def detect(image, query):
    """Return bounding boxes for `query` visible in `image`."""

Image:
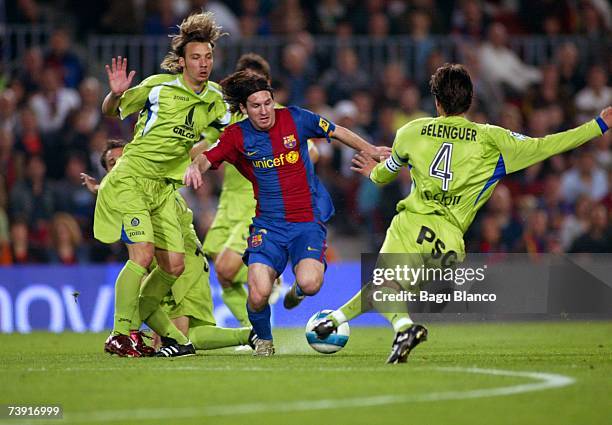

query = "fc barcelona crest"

[283,134,297,149]
[250,234,263,248]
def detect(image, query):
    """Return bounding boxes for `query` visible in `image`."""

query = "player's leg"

[246,262,276,349]
[94,176,154,357]
[284,221,327,309]
[215,247,250,326]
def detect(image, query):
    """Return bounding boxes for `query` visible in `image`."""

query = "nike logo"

[247,151,258,156]
[307,246,319,252]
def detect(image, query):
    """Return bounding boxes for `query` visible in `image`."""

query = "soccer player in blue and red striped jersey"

[184,71,389,355]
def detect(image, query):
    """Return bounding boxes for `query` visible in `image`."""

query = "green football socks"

[113,260,146,336]
[145,307,189,345]
[221,283,250,327]
[189,325,251,350]
[139,266,177,322]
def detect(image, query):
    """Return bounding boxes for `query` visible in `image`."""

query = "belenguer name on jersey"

[371,115,603,233]
[115,73,230,182]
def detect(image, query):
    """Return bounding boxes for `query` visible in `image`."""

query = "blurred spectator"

[311,0,346,34]
[0,128,24,191]
[53,152,95,231]
[568,204,612,252]
[478,215,507,253]
[99,0,141,34]
[497,103,524,133]
[560,195,592,250]
[555,42,585,98]
[575,65,611,123]
[478,23,542,96]
[408,9,436,84]
[49,212,85,264]
[561,148,608,203]
[190,0,241,37]
[519,0,577,34]
[368,12,390,39]
[8,218,49,264]
[9,155,55,230]
[351,90,376,134]
[14,107,44,157]
[321,47,370,105]
[144,0,181,35]
[270,0,306,34]
[44,29,84,89]
[451,0,489,40]
[463,47,504,122]
[303,84,334,120]
[6,0,44,24]
[392,85,427,131]
[280,43,316,105]
[577,0,611,37]
[15,47,44,94]
[0,89,19,133]
[374,62,410,108]
[238,0,270,36]
[29,68,80,134]
[485,184,523,250]
[516,208,553,256]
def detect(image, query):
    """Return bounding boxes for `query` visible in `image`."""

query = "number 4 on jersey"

[429,143,454,191]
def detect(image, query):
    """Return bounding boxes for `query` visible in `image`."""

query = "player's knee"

[130,249,154,269]
[297,275,322,296]
[162,259,185,277]
[215,260,237,286]
[248,292,268,311]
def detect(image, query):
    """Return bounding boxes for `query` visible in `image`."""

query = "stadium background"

[0,0,610,330]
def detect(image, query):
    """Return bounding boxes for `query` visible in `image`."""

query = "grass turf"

[1,321,611,425]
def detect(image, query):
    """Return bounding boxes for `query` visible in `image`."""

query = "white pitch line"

[0,367,575,424]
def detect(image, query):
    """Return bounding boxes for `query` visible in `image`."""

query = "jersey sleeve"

[488,119,604,174]
[118,77,155,120]
[370,126,411,185]
[291,106,336,142]
[204,125,241,169]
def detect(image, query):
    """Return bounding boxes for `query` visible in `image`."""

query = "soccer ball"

[305,310,350,354]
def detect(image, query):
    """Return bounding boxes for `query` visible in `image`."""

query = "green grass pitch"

[1,322,611,425]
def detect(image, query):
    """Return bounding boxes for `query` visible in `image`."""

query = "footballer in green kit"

[94,12,232,357]
[83,142,255,355]
[314,63,612,363]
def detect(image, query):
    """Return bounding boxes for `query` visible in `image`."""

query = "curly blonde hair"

[161,12,227,74]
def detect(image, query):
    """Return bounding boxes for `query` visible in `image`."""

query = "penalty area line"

[0,367,575,424]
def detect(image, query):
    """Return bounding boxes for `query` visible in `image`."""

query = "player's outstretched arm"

[183,154,212,190]
[79,173,100,194]
[332,125,391,161]
[493,107,611,174]
[101,56,136,116]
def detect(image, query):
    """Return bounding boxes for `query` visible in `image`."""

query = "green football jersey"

[371,115,604,233]
[116,74,230,182]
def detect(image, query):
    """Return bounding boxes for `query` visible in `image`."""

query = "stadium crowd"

[0,0,611,264]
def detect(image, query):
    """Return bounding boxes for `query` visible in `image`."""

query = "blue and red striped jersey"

[205,106,336,223]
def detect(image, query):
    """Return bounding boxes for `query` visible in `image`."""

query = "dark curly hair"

[220,71,273,114]
[429,63,473,115]
[100,139,128,170]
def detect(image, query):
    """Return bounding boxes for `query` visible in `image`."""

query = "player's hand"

[80,173,99,194]
[183,162,203,190]
[369,146,392,162]
[600,106,612,129]
[105,56,136,98]
[351,151,377,177]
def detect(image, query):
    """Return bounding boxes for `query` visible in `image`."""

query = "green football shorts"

[202,192,255,257]
[93,170,184,253]
[378,210,466,290]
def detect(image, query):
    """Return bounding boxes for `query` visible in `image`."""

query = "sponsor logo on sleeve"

[319,118,330,133]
